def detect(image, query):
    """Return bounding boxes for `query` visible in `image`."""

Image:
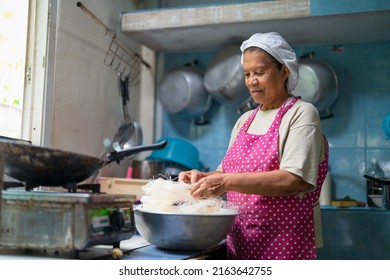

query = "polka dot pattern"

[222,97,329,260]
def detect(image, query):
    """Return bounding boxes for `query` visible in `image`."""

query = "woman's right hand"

[178,170,204,184]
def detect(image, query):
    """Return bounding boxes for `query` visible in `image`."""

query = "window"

[0,0,48,143]
[0,0,29,138]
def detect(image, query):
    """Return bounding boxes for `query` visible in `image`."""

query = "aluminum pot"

[292,53,338,118]
[157,64,212,120]
[132,159,164,180]
[204,45,253,111]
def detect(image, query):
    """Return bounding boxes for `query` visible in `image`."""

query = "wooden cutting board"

[330,200,358,207]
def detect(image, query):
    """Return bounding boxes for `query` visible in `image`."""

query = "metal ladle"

[111,73,143,153]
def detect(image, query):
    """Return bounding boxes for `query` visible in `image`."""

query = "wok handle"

[107,140,168,163]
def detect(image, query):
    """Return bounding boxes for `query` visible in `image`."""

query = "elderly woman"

[179,32,329,260]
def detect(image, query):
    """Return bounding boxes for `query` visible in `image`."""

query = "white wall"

[45,0,155,178]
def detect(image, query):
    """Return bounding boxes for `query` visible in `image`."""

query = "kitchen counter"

[0,234,226,260]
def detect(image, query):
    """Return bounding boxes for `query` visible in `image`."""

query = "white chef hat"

[240,32,299,91]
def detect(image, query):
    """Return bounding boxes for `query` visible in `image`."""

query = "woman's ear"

[281,65,290,81]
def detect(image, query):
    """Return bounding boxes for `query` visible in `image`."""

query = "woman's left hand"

[191,173,227,198]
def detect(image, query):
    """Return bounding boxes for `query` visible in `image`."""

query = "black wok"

[0,139,167,187]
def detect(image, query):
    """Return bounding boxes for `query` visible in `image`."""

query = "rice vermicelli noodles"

[139,178,237,215]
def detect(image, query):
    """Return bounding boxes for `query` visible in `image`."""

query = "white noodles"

[139,178,237,215]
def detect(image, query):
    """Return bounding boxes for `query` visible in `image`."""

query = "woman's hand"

[178,169,205,184]
[190,172,226,199]
[179,170,226,198]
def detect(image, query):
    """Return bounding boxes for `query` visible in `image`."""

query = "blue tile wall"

[160,40,390,204]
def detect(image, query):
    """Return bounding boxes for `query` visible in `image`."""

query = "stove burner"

[2,181,101,193]
[2,181,36,191]
[2,181,25,189]
[63,183,101,193]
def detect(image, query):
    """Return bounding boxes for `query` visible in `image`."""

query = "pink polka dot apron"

[222,97,329,260]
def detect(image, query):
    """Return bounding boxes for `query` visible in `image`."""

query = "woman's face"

[243,49,290,110]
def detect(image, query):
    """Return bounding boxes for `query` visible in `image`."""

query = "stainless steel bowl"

[134,208,237,251]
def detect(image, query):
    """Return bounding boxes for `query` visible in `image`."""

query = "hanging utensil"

[111,73,143,152]
[122,74,143,148]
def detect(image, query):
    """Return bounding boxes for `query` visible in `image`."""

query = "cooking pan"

[0,139,167,187]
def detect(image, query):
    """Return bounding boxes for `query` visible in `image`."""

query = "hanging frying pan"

[0,139,167,187]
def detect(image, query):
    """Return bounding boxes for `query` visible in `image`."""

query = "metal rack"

[77,2,150,84]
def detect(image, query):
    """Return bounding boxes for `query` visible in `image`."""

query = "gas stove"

[0,137,169,259]
[0,177,136,256]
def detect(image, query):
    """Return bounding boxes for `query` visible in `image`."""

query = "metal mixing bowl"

[134,208,237,251]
